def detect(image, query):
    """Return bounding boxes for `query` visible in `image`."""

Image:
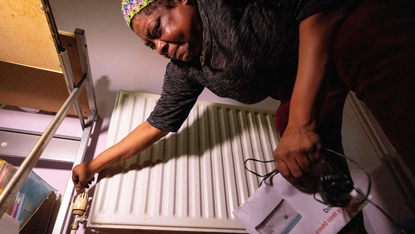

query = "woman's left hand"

[72,162,96,193]
[273,124,321,191]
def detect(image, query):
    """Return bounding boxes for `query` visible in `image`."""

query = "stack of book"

[0,159,56,228]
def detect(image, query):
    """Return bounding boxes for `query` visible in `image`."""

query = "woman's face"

[131,0,203,62]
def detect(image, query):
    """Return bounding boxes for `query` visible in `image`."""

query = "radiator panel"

[88,91,279,232]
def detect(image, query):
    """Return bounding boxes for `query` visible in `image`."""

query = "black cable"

[243,158,278,186]
[322,148,372,205]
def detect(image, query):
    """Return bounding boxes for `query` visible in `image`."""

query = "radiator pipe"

[70,192,88,233]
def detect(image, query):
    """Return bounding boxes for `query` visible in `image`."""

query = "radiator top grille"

[88,91,279,232]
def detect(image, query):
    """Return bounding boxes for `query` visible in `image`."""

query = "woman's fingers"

[86,177,95,184]
[288,155,305,178]
[275,150,303,179]
[72,171,83,193]
[296,154,311,174]
[72,163,95,193]
[84,177,95,191]
[275,159,299,186]
[309,144,321,162]
[275,149,312,178]
[276,158,290,179]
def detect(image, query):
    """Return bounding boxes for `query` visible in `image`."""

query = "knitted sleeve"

[146,60,204,132]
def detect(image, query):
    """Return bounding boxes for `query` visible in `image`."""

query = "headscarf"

[121,0,156,26]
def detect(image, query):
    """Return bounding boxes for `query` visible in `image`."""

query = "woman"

[73,0,360,188]
[73,0,414,231]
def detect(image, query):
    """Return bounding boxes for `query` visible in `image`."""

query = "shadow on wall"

[94,75,119,122]
[83,115,104,163]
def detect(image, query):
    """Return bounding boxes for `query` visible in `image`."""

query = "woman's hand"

[72,162,95,193]
[273,124,321,192]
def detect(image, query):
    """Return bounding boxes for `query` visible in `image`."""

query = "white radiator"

[88,91,279,233]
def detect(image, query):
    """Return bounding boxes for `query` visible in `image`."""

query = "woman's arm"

[72,121,168,192]
[274,6,351,184]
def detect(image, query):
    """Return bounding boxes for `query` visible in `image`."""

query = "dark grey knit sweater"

[147,0,360,132]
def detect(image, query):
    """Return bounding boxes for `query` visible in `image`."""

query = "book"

[0,160,8,189]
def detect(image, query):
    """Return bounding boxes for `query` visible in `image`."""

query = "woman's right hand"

[72,162,95,193]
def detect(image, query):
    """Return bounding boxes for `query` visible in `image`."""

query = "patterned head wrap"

[121,0,156,27]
